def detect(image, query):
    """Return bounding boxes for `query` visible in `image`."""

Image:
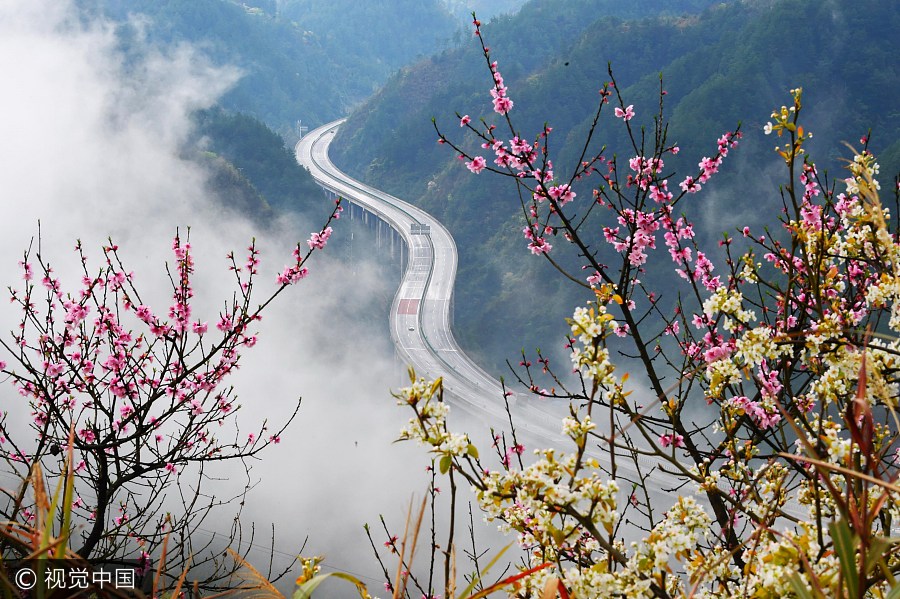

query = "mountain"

[278,0,458,88]
[76,0,462,136]
[329,0,900,374]
[191,108,322,215]
[440,0,527,22]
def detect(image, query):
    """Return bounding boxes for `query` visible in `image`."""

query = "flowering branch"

[0,199,343,587]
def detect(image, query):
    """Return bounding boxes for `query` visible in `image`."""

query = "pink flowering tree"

[0,202,340,587]
[378,15,900,599]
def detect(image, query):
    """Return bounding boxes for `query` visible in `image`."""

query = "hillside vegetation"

[191,108,322,216]
[331,0,900,373]
[78,0,463,135]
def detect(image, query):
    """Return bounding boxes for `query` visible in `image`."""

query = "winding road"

[295,120,509,420]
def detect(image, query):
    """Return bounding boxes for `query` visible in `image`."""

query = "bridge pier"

[312,189,409,288]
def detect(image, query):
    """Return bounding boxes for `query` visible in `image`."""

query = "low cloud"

[0,0,431,590]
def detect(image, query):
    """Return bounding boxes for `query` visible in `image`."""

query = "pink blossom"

[509,136,531,155]
[663,321,680,336]
[680,176,701,193]
[548,184,576,206]
[492,95,514,114]
[307,226,333,250]
[276,265,309,285]
[134,305,154,323]
[728,396,781,430]
[614,104,635,121]
[44,361,64,379]
[466,156,487,174]
[528,236,552,255]
[459,114,471,127]
[659,433,685,448]
[650,184,671,203]
[698,156,721,182]
[217,314,234,332]
[64,301,90,327]
[691,313,710,329]
[703,345,732,364]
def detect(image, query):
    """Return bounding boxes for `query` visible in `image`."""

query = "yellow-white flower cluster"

[834,160,900,330]
[476,448,618,558]
[561,414,596,442]
[845,151,880,194]
[741,526,839,598]
[627,496,710,575]
[505,496,717,598]
[702,287,755,331]
[806,343,899,409]
[734,325,779,367]
[395,375,472,458]
[705,358,741,400]
[568,302,618,383]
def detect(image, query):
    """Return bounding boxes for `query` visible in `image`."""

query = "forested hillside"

[191,108,322,217]
[331,0,900,373]
[76,0,462,135]
[441,0,526,22]
[278,0,458,87]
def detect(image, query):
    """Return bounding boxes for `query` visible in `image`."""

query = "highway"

[296,120,509,421]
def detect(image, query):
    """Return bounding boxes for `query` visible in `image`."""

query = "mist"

[0,0,434,591]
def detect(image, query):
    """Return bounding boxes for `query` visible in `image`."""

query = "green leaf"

[467,443,479,459]
[865,534,897,578]
[293,572,367,599]
[787,573,816,599]
[439,454,452,474]
[830,519,859,599]
[43,466,68,557]
[57,444,76,559]
[548,525,565,546]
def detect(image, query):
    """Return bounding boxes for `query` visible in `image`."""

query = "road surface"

[296,120,511,420]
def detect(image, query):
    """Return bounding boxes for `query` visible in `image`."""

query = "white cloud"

[0,0,429,589]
